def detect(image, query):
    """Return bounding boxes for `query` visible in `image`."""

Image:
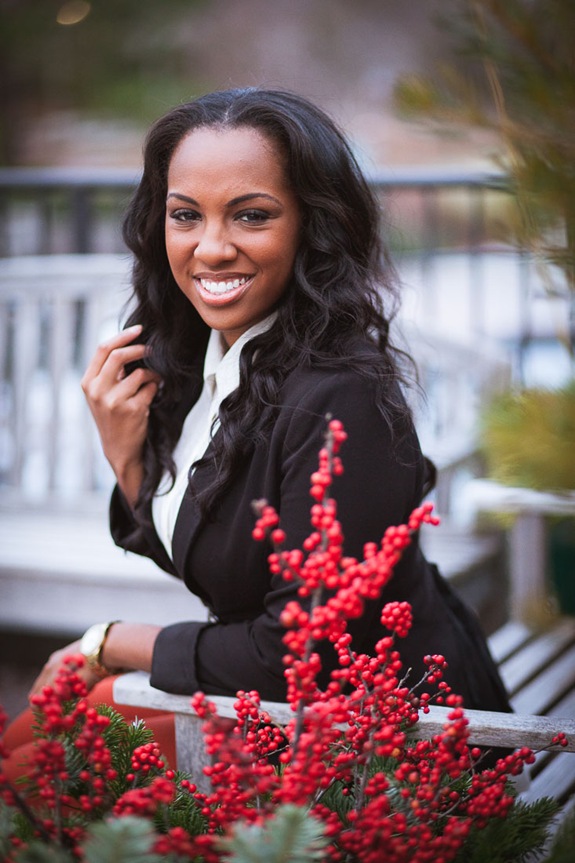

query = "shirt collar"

[203,313,277,402]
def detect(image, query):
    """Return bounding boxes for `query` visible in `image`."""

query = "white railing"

[0,254,132,507]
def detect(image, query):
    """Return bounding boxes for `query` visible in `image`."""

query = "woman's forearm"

[102,622,162,673]
[114,461,145,510]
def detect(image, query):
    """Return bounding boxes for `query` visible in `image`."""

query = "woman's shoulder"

[278,339,396,408]
[276,353,413,446]
[281,336,379,381]
[278,363,371,412]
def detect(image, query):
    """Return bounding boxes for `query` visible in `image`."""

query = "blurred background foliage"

[480,383,575,491]
[0,0,208,164]
[394,0,575,491]
[0,0,456,169]
[394,0,575,297]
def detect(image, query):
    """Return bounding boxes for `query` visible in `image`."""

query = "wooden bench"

[114,616,575,816]
[464,479,575,622]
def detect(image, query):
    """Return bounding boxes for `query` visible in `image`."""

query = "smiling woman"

[2,88,511,778]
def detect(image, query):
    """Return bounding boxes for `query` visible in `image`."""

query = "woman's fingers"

[81,325,163,497]
[81,324,144,386]
[95,366,161,411]
[28,642,99,699]
[81,324,161,422]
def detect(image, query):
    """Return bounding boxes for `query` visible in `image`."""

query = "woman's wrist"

[100,622,161,674]
[114,460,144,509]
[80,621,122,678]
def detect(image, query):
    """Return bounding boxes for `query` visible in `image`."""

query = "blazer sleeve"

[109,485,178,576]
[150,370,427,700]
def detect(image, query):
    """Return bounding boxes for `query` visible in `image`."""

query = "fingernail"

[126,324,143,332]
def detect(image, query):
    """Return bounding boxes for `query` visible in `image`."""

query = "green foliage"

[0,802,18,860]
[154,771,208,836]
[13,845,73,863]
[453,796,559,862]
[97,708,156,796]
[218,805,327,863]
[0,0,208,163]
[7,809,37,846]
[480,383,575,490]
[315,774,353,821]
[394,0,575,295]
[81,817,161,863]
[544,806,575,863]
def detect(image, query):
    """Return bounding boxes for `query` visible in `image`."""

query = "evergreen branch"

[218,804,327,863]
[480,0,560,77]
[0,779,53,843]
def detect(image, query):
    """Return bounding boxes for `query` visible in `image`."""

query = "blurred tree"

[0,0,206,165]
[394,0,575,309]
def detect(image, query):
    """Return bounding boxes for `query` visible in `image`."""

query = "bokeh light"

[56,1,91,26]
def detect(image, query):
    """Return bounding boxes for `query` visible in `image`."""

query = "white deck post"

[509,511,548,621]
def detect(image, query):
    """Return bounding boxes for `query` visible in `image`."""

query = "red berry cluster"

[0,659,209,859]
[189,691,281,833]
[192,419,553,861]
[0,657,120,852]
[113,775,175,817]
[380,600,413,638]
[73,706,117,813]
[125,741,165,781]
[153,825,201,858]
[27,657,118,817]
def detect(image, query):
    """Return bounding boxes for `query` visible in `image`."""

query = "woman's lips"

[194,274,255,305]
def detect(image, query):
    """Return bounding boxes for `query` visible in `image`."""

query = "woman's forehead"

[167,126,291,197]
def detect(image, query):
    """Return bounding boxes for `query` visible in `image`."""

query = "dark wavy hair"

[122,87,417,518]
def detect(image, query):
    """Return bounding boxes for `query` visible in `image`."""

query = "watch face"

[82,624,107,659]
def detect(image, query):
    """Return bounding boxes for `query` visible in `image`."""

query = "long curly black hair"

[122,87,417,518]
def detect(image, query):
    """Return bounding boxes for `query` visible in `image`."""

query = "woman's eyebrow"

[228,192,282,207]
[166,192,199,205]
[166,192,282,207]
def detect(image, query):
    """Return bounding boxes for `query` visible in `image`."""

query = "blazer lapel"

[171,446,219,577]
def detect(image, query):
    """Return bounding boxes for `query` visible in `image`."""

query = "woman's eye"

[237,209,270,224]
[170,208,201,223]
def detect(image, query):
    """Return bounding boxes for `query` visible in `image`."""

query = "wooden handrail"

[114,669,575,788]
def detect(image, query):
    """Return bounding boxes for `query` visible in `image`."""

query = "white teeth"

[198,276,249,295]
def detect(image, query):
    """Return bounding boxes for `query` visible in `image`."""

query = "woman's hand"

[28,640,101,699]
[81,325,161,507]
[28,624,161,701]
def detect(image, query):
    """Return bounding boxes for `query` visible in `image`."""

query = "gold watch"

[80,621,120,678]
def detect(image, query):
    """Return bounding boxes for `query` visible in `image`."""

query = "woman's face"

[165,125,301,348]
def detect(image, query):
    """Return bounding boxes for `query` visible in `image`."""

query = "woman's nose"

[194,223,237,264]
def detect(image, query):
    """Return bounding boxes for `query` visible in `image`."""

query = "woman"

[4,88,509,770]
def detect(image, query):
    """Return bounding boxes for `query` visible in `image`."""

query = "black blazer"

[110,361,509,711]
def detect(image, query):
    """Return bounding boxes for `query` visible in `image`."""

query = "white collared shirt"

[152,314,276,557]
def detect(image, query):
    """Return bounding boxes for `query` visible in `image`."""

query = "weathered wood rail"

[465,479,575,622]
[114,616,575,815]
